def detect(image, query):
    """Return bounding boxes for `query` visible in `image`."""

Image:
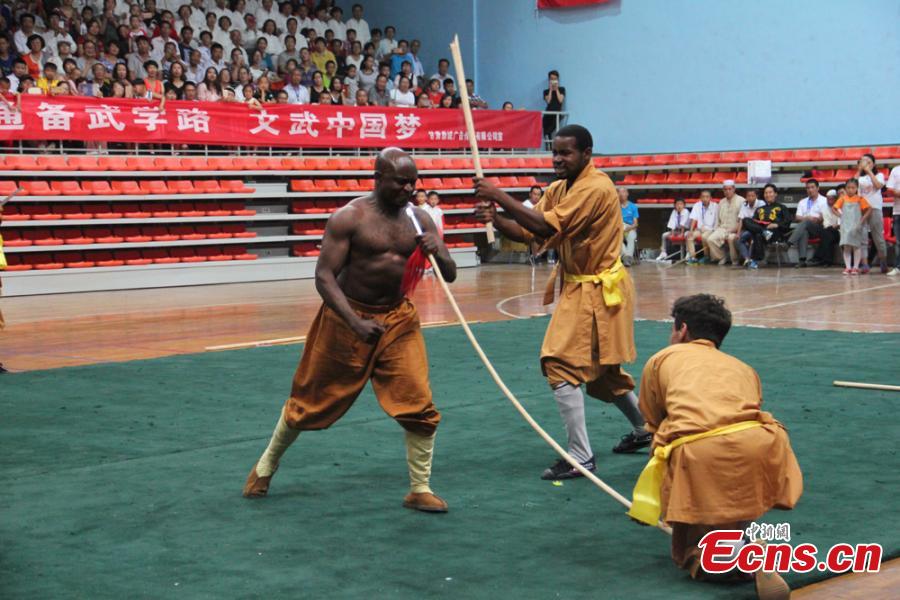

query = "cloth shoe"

[612,431,653,453]
[243,461,276,498]
[403,492,449,513]
[540,455,595,480]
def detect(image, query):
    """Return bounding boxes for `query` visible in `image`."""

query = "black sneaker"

[612,431,653,454]
[540,456,595,480]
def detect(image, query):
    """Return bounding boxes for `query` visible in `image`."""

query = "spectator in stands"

[543,70,565,140]
[160,42,181,77]
[415,93,431,108]
[442,79,459,106]
[182,81,197,101]
[354,88,370,106]
[659,198,690,260]
[502,101,514,110]
[308,70,326,103]
[277,35,300,73]
[438,94,454,109]
[255,75,275,103]
[165,61,188,98]
[296,48,316,86]
[328,77,345,104]
[322,60,338,88]
[127,36,153,79]
[686,191,718,264]
[273,88,288,103]
[37,62,67,95]
[185,49,205,83]
[855,153,887,274]
[346,40,364,70]
[328,7,347,40]
[377,63,394,91]
[389,75,415,107]
[835,178,872,275]
[132,78,148,99]
[143,60,165,99]
[740,184,790,269]
[15,14,38,55]
[378,25,397,59]
[310,37,334,72]
[466,79,488,109]
[369,29,383,55]
[704,179,744,265]
[431,58,453,86]
[884,165,900,276]
[787,179,827,267]
[368,73,390,106]
[732,189,765,267]
[9,60,28,93]
[347,4,370,45]
[197,65,222,101]
[311,7,329,38]
[389,40,413,77]
[425,78,443,107]
[52,41,77,74]
[809,189,842,267]
[408,39,425,81]
[24,34,47,79]
[425,191,444,234]
[393,60,414,89]
[0,38,13,76]
[111,62,133,96]
[618,187,639,266]
[100,40,123,72]
[524,185,542,209]
[284,67,310,104]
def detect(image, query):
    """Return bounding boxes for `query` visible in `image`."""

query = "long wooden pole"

[833,380,900,392]
[449,35,495,244]
[405,207,669,534]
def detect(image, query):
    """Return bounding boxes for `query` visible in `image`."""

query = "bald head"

[374,147,418,209]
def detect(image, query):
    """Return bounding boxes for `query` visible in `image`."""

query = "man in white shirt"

[659,198,690,260]
[45,14,76,53]
[188,0,208,34]
[242,14,263,51]
[153,21,181,58]
[225,29,249,66]
[704,179,744,265]
[274,1,293,33]
[686,190,718,263]
[185,48,206,83]
[327,6,347,41]
[809,189,843,267]
[733,188,766,266]
[294,3,314,32]
[212,16,233,48]
[887,166,900,276]
[255,0,279,31]
[311,7,330,38]
[409,39,425,81]
[787,178,828,267]
[346,3,370,45]
[284,69,310,104]
[378,26,398,59]
[430,58,454,86]
[14,14,38,54]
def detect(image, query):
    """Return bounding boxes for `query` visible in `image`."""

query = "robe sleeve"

[520,192,565,250]
[638,354,667,439]
[540,183,602,240]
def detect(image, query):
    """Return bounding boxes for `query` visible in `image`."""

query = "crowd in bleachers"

[0,1,498,109]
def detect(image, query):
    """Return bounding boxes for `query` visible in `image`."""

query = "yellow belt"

[563,256,625,306]
[627,420,763,526]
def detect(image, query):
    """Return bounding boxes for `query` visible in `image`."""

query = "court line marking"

[736,316,900,330]
[496,291,546,319]
[732,281,900,315]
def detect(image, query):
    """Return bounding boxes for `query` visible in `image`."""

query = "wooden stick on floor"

[449,34,495,244]
[833,380,900,392]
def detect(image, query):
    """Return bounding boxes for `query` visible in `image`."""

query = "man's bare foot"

[403,492,449,513]
[242,461,275,498]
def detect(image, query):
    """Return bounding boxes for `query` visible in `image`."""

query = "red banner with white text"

[0,96,542,149]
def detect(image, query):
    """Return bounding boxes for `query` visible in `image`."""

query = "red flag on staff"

[537,0,612,8]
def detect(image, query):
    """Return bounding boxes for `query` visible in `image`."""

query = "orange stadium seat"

[645,173,668,185]
[55,227,92,245]
[111,180,141,195]
[151,157,182,170]
[688,172,711,183]
[66,156,99,170]
[619,174,644,185]
[94,156,129,171]
[20,203,58,219]
[55,251,95,268]
[222,201,255,216]
[0,181,20,195]
[171,247,206,262]
[125,157,156,171]
[280,157,306,170]
[666,172,691,184]
[177,157,206,171]
[142,248,180,264]
[88,250,125,267]
[291,179,316,192]
[3,255,32,271]
[2,230,30,246]
[169,225,205,240]
[195,246,233,261]
[22,181,60,196]
[207,157,237,170]
[24,229,63,246]
[82,181,115,195]
[226,245,258,260]
[222,224,256,238]
[792,150,818,162]
[221,179,254,193]
[24,252,65,269]
[50,181,84,196]
[56,204,91,219]
[517,176,538,187]
[86,227,124,244]
[769,150,793,162]
[35,156,72,171]
[142,225,179,241]
[3,155,38,170]
[114,249,153,266]
[113,226,152,243]
[139,180,168,195]
[315,179,339,191]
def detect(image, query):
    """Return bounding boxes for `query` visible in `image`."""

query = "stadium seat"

[833,169,856,181]
[666,172,691,184]
[650,154,675,165]
[82,181,115,196]
[3,155,38,170]
[67,156,100,171]
[442,177,465,189]
[56,228,93,245]
[745,151,768,161]
[0,181,19,196]
[179,157,207,171]
[24,229,63,246]
[280,157,307,170]
[146,202,178,217]
[769,150,793,162]
[139,180,169,195]
[2,230,30,246]
[498,176,519,187]
[113,226,152,243]
[4,254,33,270]
[232,157,261,170]
[291,179,316,192]
[222,224,256,238]
[220,179,254,193]
[50,181,85,196]
[292,242,320,257]
[24,252,65,269]
[175,202,206,217]
[111,180,142,195]
[35,156,72,171]
[256,158,283,170]
[688,172,711,183]
[645,173,668,185]
[171,247,206,262]
[169,225,205,240]
[222,201,255,216]
[695,153,722,163]
[195,201,230,216]
[142,248,180,264]
[125,157,156,171]
[196,225,229,239]
[506,158,526,169]
[2,204,27,220]
[315,179,339,191]
[449,158,471,170]
[56,251,96,268]
[517,176,539,187]
[22,181,60,196]
[207,157,237,170]
[619,174,644,185]
[672,153,698,165]
[114,249,153,266]
[142,225,179,241]
[884,218,896,245]
[90,250,126,267]
[711,172,734,183]
[154,157,184,170]
[792,150,818,162]
[86,227,125,244]
[226,245,258,260]
[95,156,129,171]
[82,202,117,219]
[20,203,58,219]
[428,159,452,170]
[53,204,90,219]
[196,246,233,261]
[116,203,151,218]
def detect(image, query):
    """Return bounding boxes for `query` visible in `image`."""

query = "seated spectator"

[424,191,444,234]
[309,70,327,103]
[323,60,338,88]
[53,41,78,74]
[343,64,359,98]
[368,74,390,106]
[346,41,364,71]
[705,179,744,265]
[393,60,414,89]
[127,36,154,79]
[296,48,317,87]
[311,7,330,38]
[254,75,276,103]
[378,25,397,59]
[110,62,133,96]
[502,101,514,110]
[835,178,872,275]
[389,75,415,107]
[438,93,454,109]
[282,19,305,51]
[24,34,47,79]
[524,185,542,209]
[354,88,370,106]
[165,61,188,99]
[160,42,182,77]
[659,198,690,260]
[249,50,271,81]
[328,6,347,41]
[100,40,123,72]
[310,37,334,72]
[143,60,165,99]
[14,14,38,55]
[328,78,345,104]
[618,187,639,266]
[275,89,289,103]
[431,58,453,86]
[732,189,765,267]
[425,78,443,107]
[278,35,301,74]
[9,60,29,93]
[182,81,198,101]
[347,4,371,45]
[686,191,718,264]
[416,93,432,108]
[888,165,900,276]
[260,19,284,56]
[787,179,827,267]
[809,189,842,267]
[36,62,68,96]
[357,55,377,92]
[185,49,205,83]
[197,66,222,101]
[233,66,253,98]
[370,29,383,56]
[0,76,14,96]
[132,78,148,99]
[442,78,459,106]
[409,39,425,80]
[284,68,310,104]
[0,37,15,76]
[466,79,488,109]
[377,62,394,90]
[739,184,790,269]
[390,40,414,77]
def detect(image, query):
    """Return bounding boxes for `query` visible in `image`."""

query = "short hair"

[315,36,326,44]
[846,177,859,187]
[427,191,440,199]
[211,42,223,51]
[13,58,27,67]
[144,60,159,69]
[443,78,454,86]
[548,69,559,78]
[699,189,711,197]
[554,124,593,151]
[671,294,732,348]
[763,183,778,194]
[132,78,146,86]
[805,178,819,187]
[674,198,685,204]
[438,58,449,66]
[530,185,542,194]
[465,78,473,85]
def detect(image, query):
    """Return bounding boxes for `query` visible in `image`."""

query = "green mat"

[1,319,897,599]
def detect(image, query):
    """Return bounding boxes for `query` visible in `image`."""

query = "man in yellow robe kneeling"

[629,294,803,599]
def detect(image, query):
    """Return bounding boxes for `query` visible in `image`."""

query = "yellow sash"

[0,234,6,270]
[627,420,762,526]
[562,256,625,306]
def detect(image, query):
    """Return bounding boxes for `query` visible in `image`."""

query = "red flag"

[537,0,611,8]
[400,246,429,296]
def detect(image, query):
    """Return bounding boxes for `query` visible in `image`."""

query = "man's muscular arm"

[414,206,457,282]
[315,206,385,343]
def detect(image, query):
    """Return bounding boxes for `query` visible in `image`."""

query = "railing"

[542,111,569,150]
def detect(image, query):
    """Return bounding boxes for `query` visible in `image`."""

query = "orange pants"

[543,359,635,402]
[671,521,753,582]
[283,298,440,437]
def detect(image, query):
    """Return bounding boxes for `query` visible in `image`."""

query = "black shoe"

[807,259,824,267]
[612,431,653,454]
[540,455,595,480]
[795,260,807,268]
[0,364,7,374]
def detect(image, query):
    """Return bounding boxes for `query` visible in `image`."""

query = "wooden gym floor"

[0,261,897,596]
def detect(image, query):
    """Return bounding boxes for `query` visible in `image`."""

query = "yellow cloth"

[0,234,6,270]
[628,420,762,526]
[564,256,625,307]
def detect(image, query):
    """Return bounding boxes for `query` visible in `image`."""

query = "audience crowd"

[0,1,498,109]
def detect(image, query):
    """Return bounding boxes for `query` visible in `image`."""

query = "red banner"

[0,95,542,149]
[538,0,612,8]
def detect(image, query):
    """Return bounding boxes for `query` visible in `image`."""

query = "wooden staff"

[834,380,900,392]
[449,35,495,244]
[405,207,672,535]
